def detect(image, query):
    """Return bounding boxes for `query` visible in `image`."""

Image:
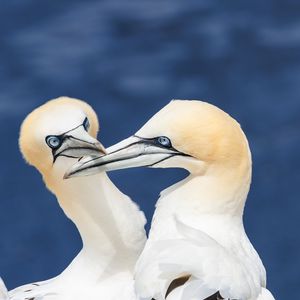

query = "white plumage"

[0,278,8,300]
[67,100,275,300]
[3,97,146,300]
[134,181,270,300]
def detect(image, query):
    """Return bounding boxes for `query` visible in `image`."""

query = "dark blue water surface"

[0,1,299,298]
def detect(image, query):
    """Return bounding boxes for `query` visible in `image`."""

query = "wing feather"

[135,218,262,300]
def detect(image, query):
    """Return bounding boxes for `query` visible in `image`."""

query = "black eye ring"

[46,135,62,149]
[157,136,172,148]
[83,117,90,132]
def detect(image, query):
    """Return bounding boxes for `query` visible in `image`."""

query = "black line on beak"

[50,119,96,163]
[65,135,96,145]
[67,152,153,176]
[53,145,101,163]
[76,140,145,168]
[67,136,192,177]
[146,154,175,167]
[58,154,78,159]
[62,123,83,135]
[69,152,189,177]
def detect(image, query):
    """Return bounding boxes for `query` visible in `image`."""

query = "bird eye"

[46,136,62,149]
[83,118,90,132]
[157,136,172,148]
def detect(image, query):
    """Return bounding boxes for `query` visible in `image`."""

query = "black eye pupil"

[157,136,171,148]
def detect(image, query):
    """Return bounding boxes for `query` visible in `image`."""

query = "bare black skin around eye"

[83,117,90,132]
[157,136,172,148]
[45,117,89,150]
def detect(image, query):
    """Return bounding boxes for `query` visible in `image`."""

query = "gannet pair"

[2,97,146,300]
[66,100,275,300]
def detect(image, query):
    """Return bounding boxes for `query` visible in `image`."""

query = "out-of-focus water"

[0,1,299,298]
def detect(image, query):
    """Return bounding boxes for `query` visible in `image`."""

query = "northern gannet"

[4,97,146,300]
[66,100,275,300]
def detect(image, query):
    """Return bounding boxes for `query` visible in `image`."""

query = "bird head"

[65,100,251,179]
[19,97,105,184]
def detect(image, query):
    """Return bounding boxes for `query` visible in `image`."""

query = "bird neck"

[149,160,251,241]
[44,170,146,271]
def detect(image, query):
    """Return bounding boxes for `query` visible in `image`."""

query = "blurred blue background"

[0,1,299,298]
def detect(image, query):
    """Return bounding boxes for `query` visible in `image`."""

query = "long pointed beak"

[64,135,183,179]
[53,127,106,163]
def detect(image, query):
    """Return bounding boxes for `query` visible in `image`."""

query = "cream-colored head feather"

[19,96,99,175]
[137,100,251,173]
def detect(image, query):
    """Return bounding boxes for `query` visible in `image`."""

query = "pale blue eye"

[157,136,172,148]
[46,136,61,149]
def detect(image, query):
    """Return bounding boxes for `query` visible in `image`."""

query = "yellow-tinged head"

[136,100,251,173]
[65,100,251,180]
[19,96,105,180]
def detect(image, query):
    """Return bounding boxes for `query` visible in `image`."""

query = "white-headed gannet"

[66,100,275,300]
[5,97,146,300]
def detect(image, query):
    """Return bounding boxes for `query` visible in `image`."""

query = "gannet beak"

[52,126,106,164]
[64,135,188,178]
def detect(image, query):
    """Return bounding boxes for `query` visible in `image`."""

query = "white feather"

[5,99,147,300]
[134,173,272,300]
[0,278,8,300]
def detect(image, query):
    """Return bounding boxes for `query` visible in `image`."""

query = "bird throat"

[45,171,139,270]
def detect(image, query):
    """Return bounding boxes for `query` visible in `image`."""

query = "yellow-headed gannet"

[6,97,146,300]
[66,100,275,300]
